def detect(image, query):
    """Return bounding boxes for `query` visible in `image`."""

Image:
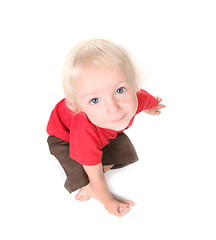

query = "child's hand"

[104,198,135,217]
[144,96,166,115]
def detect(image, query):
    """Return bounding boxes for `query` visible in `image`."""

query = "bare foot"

[118,200,135,215]
[113,195,135,207]
[121,199,135,207]
[75,188,91,202]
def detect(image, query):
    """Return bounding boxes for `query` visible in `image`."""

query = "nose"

[105,97,120,114]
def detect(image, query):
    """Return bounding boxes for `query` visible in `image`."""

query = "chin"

[98,116,132,131]
[108,122,129,131]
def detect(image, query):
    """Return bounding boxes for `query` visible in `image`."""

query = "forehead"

[74,66,129,97]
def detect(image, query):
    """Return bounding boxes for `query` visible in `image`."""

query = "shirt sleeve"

[136,89,159,113]
[46,99,70,142]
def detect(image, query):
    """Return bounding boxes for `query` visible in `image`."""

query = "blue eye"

[116,87,125,94]
[90,98,100,105]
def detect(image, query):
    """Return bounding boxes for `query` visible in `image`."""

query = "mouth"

[110,115,126,123]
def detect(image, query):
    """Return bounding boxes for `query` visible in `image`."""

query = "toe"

[124,200,135,207]
[75,194,81,201]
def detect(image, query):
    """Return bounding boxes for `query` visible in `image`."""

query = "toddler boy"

[47,39,165,216]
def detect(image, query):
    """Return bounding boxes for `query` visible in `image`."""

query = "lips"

[110,115,126,123]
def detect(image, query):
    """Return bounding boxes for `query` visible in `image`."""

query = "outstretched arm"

[83,163,113,203]
[143,97,165,115]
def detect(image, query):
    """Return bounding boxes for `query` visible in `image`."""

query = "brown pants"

[47,132,138,193]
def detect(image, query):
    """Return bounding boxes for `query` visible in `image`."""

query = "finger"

[158,98,163,104]
[155,111,161,115]
[157,104,166,110]
[156,96,162,103]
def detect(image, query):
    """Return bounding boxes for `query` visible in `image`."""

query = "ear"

[65,98,82,113]
[73,102,82,113]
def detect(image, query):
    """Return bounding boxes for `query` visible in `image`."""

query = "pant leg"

[102,132,139,169]
[47,133,138,193]
[47,136,89,193]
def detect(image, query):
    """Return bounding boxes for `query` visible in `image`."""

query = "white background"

[1,0,216,239]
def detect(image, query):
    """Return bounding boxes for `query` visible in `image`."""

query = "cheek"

[125,94,138,112]
[85,108,103,125]
[134,97,138,110]
[77,101,104,126]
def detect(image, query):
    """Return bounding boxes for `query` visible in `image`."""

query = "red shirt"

[47,89,158,166]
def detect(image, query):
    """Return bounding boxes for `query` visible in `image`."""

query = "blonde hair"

[62,39,137,112]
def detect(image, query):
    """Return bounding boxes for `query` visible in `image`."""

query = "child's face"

[74,66,138,131]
